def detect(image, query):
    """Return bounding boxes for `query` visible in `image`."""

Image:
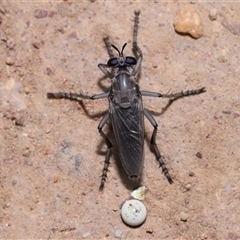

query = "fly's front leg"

[104,36,114,59]
[143,109,173,184]
[103,37,117,76]
[133,10,142,57]
[98,112,113,191]
[98,63,114,79]
[132,10,142,76]
[47,91,109,100]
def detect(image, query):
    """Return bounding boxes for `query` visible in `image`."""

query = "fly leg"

[98,113,113,191]
[132,10,143,76]
[144,109,173,184]
[141,87,206,99]
[104,36,114,59]
[133,10,142,56]
[161,87,206,99]
[103,36,117,76]
[47,91,109,100]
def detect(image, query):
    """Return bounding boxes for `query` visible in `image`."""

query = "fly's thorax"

[111,71,138,108]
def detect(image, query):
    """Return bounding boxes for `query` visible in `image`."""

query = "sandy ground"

[1,1,240,239]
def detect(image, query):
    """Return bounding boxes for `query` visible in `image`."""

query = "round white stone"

[121,199,147,226]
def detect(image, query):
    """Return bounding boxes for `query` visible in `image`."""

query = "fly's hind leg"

[144,109,173,184]
[98,112,113,191]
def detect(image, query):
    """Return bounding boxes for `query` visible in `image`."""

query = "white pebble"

[209,8,217,21]
[121,199,147,226]
[130,186,147,200]
[185,183,192,190]
[114,228,123,238]
[82,231,90,238]
[179,211,189,221]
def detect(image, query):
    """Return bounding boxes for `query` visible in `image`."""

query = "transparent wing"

[110,98,144,177]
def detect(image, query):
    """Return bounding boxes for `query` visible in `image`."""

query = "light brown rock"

[174,6,203,39]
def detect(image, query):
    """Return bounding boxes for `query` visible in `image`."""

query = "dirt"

[1,1,240,239]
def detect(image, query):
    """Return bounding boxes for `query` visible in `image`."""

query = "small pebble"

[53,175,59,183]
[6,38,15,49]
[114,228,123,238]
[34,9,48,18]
[68,31,77,39]
[45,67,54,76]
[185,183,192,191]
[48,10,57,18]
[6,57,15,66]
[200,233,208,239]
[45,127,51,134]
[209,8,217,21]
[24,87,30,94]
[82,232,91,238]
[12,180,17,186]
[32,42,41,49]
[222,110,231,114]
[189,171,195,177]
[22,149,30,157]
[179,211,189,222]
[130,186,147,200]
[174,6,203,39]
[146,227,153,234]
[15,117,24,126]
[217,55,227,63]
[196,152,202,158]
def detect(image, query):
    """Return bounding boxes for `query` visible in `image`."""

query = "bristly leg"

[98,113,113,191]
[103,36,114,59]
[133,10,142,58]
[143,109,173,184]
[150,126,173,184]
[47,92,92,100]
[103,36,117,76]
[161,87,206,99]
[99,148,111,191]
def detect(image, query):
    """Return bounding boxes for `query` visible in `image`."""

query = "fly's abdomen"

[110,98,144,178]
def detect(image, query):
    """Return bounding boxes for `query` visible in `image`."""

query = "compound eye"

[126,57,137,65]
[107,58,118,67]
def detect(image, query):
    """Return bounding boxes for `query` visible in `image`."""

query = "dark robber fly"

[47,11,205,190]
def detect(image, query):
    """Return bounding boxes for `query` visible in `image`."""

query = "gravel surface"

[1,1,240,239]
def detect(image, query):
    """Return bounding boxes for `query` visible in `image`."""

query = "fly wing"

[109,98,144,178]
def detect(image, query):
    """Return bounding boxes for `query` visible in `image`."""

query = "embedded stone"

[174,6,203,39]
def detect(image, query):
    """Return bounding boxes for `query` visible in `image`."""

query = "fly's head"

[107,43,137,68]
